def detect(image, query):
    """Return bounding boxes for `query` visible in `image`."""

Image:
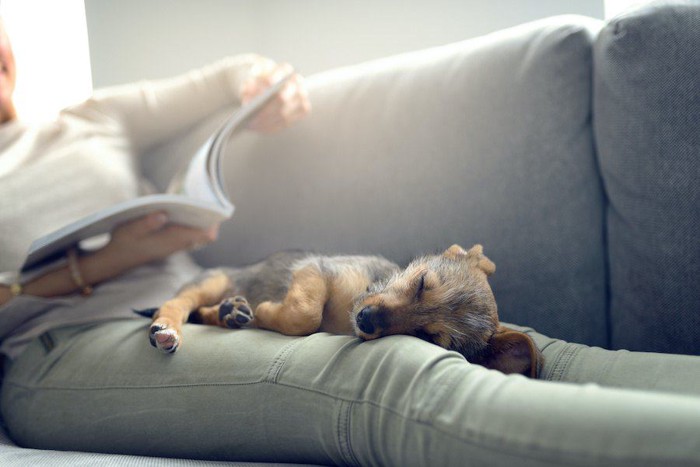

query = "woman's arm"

[0,213,217,306]
[0,54,311,305]
[72,54,278,154]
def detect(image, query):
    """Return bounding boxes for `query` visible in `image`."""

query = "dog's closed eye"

[414,270,437,300]
[415,272,427,300]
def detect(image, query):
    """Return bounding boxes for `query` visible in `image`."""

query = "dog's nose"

[356,306,376,334]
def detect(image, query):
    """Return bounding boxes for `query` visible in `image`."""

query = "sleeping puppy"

[140,244,543,377]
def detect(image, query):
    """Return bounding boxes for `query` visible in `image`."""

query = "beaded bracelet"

[67,248,93,296]
[9,282,23,297]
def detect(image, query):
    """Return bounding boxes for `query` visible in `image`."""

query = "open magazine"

[20,73,293,272]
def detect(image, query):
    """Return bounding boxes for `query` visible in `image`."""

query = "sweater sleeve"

[69,54,276,155]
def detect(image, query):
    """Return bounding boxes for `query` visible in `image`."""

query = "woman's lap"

[2,319,700,466]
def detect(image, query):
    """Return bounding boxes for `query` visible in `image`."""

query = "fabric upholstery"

[593,0,700,353]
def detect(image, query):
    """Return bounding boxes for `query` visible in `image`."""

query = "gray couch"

[2,1,698,465]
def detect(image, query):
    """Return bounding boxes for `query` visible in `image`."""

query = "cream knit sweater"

[0,54,270,358]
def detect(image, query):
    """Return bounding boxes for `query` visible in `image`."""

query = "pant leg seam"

[336,400,359,467]
[336,400,348,465]
[3,378,690,466]
[265,381,692,467]
[2,379,267,391]
[265,338,305,383]
[547,344,582,382]
[420,369,465,425]
[336,396,688,467]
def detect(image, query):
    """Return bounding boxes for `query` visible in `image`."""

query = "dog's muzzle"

[355,306,377,335]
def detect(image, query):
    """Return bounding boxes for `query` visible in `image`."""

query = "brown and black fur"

[145,244,543,377]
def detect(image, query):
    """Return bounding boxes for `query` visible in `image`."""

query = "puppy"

[142,244,543,377]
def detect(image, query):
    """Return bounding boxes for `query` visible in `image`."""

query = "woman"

[2,17,700,467]
[0,19,309,310]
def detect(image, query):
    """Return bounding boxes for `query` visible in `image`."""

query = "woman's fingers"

[105,213,220,272]
[246,79,311,132]
[240,64,311,133]
[111,212,168,241]
[139,222,219,258]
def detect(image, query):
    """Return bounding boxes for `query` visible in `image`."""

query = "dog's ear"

[478,327,542,378]
[467,245,495,276]
[444,244,469,259]
[444,244,496,276]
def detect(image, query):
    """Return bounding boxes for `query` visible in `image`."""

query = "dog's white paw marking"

[149,324,180,353]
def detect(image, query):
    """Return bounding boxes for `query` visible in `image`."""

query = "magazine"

[20,73,292,272]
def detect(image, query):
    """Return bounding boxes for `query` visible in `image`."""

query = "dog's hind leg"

[253,264,329,336]
[150,270,233,353]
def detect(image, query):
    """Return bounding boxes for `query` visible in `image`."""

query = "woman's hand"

[240,63,311,133]
[0,213,219,304]
[97,212,218,276]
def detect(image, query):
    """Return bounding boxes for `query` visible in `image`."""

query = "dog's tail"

[132,307,159,318]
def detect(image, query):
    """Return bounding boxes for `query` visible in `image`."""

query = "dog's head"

[351,244,542,377]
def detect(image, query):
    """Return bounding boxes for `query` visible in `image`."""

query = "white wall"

[605,0,652,18]
[86,0,604,88]
[2,0,92,122]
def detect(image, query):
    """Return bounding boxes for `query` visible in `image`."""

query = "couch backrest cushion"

[594,1,700,354]
[147,16,606,346]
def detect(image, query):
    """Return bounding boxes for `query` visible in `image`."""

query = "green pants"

[2,319,700,466]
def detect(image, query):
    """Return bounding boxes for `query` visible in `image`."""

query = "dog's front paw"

[149,322,181,353]
[218,296,254,328]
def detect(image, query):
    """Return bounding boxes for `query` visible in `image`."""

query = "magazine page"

[208,72,292,203]
[167,72,293,207]
[22,74,293,272]
[166,137,220,204]
[22,195,230,272]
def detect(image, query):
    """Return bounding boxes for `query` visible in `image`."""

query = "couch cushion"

[151,16,607,346]
[594,1,700,353]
